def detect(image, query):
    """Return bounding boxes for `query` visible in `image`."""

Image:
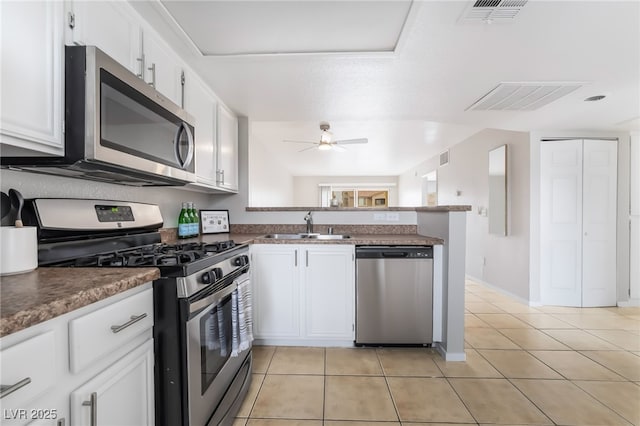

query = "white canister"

[0,226,38,276]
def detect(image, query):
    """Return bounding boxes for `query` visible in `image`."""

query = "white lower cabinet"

[0,283,153,426]
[70,340,154,426]
[251,244,355,345]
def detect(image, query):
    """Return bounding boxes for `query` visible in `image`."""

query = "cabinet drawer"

[0,330,56,410]
[69,288,153,373]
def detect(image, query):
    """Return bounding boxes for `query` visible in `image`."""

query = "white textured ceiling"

[133,0,640,176]
[160,1,413,55]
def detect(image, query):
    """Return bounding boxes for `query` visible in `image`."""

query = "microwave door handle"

[174,123,194,169]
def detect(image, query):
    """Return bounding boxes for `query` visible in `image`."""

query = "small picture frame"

[200,210,230,234]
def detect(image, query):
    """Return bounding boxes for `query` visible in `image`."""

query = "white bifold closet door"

[540,139,617,307]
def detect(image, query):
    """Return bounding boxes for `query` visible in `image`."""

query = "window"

[321,184,392,208]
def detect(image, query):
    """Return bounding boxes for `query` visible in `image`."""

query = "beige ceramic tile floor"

[234,280,640,425]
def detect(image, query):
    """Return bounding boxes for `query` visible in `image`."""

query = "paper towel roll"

[0,226,38,275]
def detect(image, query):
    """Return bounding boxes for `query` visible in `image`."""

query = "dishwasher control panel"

[355,245,433,259]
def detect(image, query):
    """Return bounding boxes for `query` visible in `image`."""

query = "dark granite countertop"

[1,228,443,338]
[246,205,471,212]
[249,234,443,245]
[0,268,159,337]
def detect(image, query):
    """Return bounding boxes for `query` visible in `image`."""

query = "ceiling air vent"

[466,82,585,111]
[459,0,528,23]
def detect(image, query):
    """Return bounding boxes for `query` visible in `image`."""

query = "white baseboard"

[618,299,640,307]
[465,274,532,305]
[253,338,354,347]
[435,343,466,361]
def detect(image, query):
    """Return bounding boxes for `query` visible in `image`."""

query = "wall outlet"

[386,212,400,221]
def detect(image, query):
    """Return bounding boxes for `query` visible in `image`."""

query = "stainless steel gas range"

[25,198,253,426]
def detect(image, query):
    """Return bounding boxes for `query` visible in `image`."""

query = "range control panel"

[95,205,135,222]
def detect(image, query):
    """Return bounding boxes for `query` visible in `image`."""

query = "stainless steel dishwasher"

[355,245,433,345]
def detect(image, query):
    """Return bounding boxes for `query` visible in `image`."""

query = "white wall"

[248,128,295,207]
[401,128,531,301]
[529,131,632,305]
[292,175,399,207]
[398,157,440,207]
[630,132,640,303]
[0,170,212,227]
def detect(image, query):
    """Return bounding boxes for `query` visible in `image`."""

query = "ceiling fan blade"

[332,144,347,152]
[334,138,368,145]
[284,139,317,144]
[298,145,319,152]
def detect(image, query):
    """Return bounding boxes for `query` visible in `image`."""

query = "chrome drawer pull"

[110,313,147,333]
[0,377,31,399]
[82,392,97,426]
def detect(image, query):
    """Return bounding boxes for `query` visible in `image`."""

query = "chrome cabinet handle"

[136,54,145,79]
[147,63,156,88]
[82,392,97,426]
[306,250,309,267]
[0,377,31,399]
[294,249,298,267]
[111,313,147,333]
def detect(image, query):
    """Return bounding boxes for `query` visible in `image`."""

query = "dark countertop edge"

[246,205,471,212]
[0,268,160,338]
[249,234,444,245]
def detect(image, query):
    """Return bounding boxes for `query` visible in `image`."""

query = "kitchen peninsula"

[238,205,470,361]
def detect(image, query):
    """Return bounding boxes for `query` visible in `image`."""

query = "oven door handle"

[189,283,237,316]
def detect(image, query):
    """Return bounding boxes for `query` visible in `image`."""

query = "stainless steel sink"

[262,233,351,240]
[311,234,351,240]
[262,233,306,239]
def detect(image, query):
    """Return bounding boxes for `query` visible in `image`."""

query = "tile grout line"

[375,348,402,424]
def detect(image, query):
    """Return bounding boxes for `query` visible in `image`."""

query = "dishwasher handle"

[381,251,409,258]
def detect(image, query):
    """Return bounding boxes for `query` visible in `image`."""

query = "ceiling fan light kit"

[283,121,369,152]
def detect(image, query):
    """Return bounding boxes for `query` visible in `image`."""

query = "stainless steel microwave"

[1,45,196,186]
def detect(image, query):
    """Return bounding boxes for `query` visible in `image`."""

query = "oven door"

[185,277,251,426]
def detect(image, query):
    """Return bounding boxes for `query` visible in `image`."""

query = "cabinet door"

[184,72,217,185]
[68,1,141,75]
[70,339,154,426]
[251,245,301,339]
[216,104,239,192]
[0,0,63,156]
[303,245,355,340]
[141,30,182,106]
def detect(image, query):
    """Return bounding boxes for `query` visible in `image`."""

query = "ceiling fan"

[284,122,368,152]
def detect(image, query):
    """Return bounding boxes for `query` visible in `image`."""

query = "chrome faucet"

[304,211,313,234]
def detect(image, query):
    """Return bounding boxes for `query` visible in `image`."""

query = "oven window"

[199,294,233,395]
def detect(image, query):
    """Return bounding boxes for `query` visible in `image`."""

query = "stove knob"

[201,271,213,284]
[213,268,223,280]
[234,255,249,267]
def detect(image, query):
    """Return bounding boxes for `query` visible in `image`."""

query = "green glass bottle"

[178,202,190,239]
[190,202,200,237]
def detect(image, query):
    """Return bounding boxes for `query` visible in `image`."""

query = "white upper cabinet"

[183,71,218,187]
[67,1,142,75]
[68,1,183,107]
[139,29,183,107]
[216,104,239,192]
[0,0,64,156]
